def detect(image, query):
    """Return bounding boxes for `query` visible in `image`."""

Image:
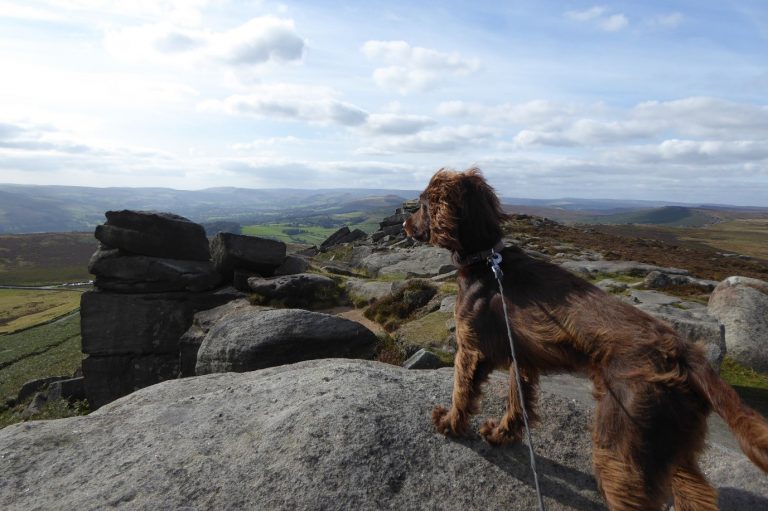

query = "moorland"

[1,189,767,429]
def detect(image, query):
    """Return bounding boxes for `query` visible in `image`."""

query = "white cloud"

[565,6,628,32]
[438,99,579,128]
[633,97,768,139]
[610,139,768,165]
[436,100,483,117]
[199,84,368,126]
[209,16,305,65]
[359,125,497,154]
[104,16,305,67]
[230,136,302,151]
[364,113,435,135]
[600,14,628,32]
[505,97,768,150]
[361,40,480,94]
[651,12,683,28]
[48,0,211,26]
[565,6,606,22]
[514,118,658,147]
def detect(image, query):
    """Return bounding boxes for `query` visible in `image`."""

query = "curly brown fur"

[404,167,768,511]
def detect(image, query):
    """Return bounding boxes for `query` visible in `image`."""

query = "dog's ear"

[456,168,508,252]
[424,169,463,252]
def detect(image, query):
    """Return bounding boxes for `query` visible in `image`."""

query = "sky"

[1,1,767,206]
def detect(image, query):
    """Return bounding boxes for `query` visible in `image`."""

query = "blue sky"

[1,1,767,205]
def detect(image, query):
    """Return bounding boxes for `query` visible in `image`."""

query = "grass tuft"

[364,280,437,331]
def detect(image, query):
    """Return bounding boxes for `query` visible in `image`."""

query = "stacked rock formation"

[83,212,329,407]
[370,200,419,243]
[82,211,240,409]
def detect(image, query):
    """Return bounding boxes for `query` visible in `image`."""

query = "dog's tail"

[690,354,768,472]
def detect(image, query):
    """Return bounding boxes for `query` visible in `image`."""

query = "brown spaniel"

[404,167,768,511]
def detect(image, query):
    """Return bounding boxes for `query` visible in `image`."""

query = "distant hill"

[503,202,768,228]
[0,185,417,234]
[2,183,767,234]
[579,206,722,227]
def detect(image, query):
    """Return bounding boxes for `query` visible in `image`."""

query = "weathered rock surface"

[319,226,367,251]
[623,291,726,368]
[47,377,86,402]
[709,276,768,372]
[439,295,457,313]
[80,290,240,356]
[402,349,442,369]
[345,278,395,304]
[94,210,210,261]
[1,360,765,511]
[16,376,70,403]
[210,232,286,281]
[178,299,257,377]
[195,310,378,374]
[561,260,689,278]
[88,248,221,293]
[274,255,310,276]
[80,288,243,408]
[248,273,339,308]
[644,270,718,292]
[360,245,453,277]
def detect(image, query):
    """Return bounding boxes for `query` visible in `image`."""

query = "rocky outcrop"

[210,232,286,282]
[368,200,418,244]
[81,289,241,408]
[644,270,719,292]
[623,290,726,368]
[360,245,454,277]
[274,255,310,276]
[94,210,210,261]
[195,309,378,374]
[709,276,768,372]
[319,226,367,251]
[345,278,395,305]
[88,248,221,293]
[561,260,689,278]
[1,360,765,510]
[83,210,244,409]
[178,299,256,377]
[248,273,339,308]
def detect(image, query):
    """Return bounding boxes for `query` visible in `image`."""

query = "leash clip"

[488,251,503,280]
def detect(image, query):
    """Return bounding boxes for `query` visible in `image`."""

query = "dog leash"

[489,249,546,511]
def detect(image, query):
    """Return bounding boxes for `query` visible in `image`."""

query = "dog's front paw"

[432,405,465,437]
[479,418,522,446]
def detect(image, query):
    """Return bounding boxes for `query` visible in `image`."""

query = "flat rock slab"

[89,248,221,293]
[345,278,395,304]
[623,292,726,368]
[95,210,210,261]
[195,309,378,374]
[560,260,689,278]
[247,273,338,308]
[210,233,286,281]
[1,360,765,511]
[360,245,454,277]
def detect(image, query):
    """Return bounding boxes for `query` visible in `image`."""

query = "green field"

[0,289,82,334]
[0,314,84,428]
[242,209,383,245]
[242,223,341,245]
